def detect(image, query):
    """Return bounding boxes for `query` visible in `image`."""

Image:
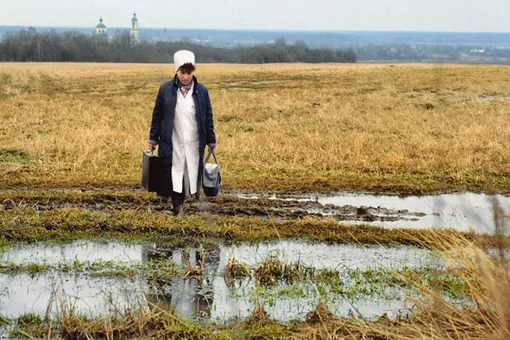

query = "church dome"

[96,17,107,29]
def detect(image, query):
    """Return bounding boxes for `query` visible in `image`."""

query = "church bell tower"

[130,13,139,44]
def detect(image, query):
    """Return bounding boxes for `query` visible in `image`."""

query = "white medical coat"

[171,87,199,194]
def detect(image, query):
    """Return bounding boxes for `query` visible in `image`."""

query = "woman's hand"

[208,144,218,152]
[147,143,157,151]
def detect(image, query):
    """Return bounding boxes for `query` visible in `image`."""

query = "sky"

[1,0,509,32]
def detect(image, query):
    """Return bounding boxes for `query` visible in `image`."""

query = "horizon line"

[0,25,509,35]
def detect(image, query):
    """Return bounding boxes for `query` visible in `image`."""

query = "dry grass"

[5,204,510,339]
[1,62,509,193]
[2,204,506,247]
[225,255,252,279]
[361,234,510,339]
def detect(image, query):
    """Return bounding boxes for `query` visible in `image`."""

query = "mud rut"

[1,186,422,224]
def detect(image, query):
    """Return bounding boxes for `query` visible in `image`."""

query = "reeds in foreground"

[369,198,510,339]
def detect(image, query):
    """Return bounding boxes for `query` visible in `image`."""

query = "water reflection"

[0,271,148,318]
[144,243,221,320]
[321,192,509,233]
[0,240,437,322]
[234,191,509,233]
[0,240,144,265]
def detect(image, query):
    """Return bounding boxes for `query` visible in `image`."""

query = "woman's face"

[177,70,193,85]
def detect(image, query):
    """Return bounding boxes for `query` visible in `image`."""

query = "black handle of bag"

[205,149,218,164]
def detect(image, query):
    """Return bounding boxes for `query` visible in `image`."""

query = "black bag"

[202,150,221,197]
[142,150,163,193]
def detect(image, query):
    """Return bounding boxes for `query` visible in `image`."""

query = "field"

[0,63,509,338]
[0,62,509,192]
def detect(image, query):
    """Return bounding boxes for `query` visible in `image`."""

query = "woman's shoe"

[172,204,184,217]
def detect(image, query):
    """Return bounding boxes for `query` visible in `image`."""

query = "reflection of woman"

[144,244,220,319]
[147,50,217,216]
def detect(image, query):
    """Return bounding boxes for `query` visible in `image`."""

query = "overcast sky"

[1,0,509,32]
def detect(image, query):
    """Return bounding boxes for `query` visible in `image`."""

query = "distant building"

[92,14,139,42]
[153,28,169,43]
[95,17,107,36]
[130,13,139,44]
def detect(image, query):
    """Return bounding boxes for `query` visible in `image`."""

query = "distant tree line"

[0,28,357,63]
[354,43,510,62]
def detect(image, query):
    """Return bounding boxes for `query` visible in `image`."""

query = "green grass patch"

[0,148,35,164]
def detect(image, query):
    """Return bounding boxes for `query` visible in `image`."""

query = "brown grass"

[362,231,510,339]
[1,63,509,193]
[2,203,506,247]
[225,255,252,279]
[7,226,510,339]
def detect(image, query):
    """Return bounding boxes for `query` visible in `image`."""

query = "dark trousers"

[171,173,188,215]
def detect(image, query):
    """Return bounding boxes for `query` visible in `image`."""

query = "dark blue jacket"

[148,75,216,198]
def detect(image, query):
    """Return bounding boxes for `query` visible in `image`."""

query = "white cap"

[174,50,195,72]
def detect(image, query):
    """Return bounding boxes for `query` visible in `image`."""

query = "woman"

[147,50,217,216]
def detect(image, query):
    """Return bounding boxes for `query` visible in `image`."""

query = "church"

[93,13,140,43]
[94,17,107,36]
[130,13,139,43]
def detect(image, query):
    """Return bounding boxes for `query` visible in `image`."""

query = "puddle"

[219,80,280,91]
[320,192,509,233]
[220,241,436,270]
[0,272,413,322]
[218,87,254,92]
[0,240,144,265]
[228,80,278,86]
[1,189,507,234]
[249,80,279,85]
[0,239,438,322]
[235,192,509,234]
[460,95,510,104]
[0,272,147,319]
[231,87,253,91]
[0,240,437,271]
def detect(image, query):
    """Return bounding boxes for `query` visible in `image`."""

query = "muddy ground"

[1,186,508,339]
[0,186,424,224]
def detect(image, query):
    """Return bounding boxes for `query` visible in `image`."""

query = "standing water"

[235,192,509,234]
[0,239,439,323]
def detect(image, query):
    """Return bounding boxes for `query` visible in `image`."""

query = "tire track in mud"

[0,187,423,225]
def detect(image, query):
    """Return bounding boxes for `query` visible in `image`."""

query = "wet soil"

[1,188,507,233]
[0,186,506,331]
[0,189,430,225]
